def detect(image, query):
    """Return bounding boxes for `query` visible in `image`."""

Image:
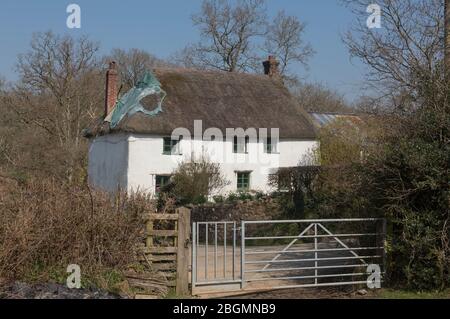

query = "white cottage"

[84,57,318,197]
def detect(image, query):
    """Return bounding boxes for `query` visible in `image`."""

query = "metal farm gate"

[191,218,386,294]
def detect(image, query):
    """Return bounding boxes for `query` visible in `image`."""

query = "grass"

[374,289,450,299]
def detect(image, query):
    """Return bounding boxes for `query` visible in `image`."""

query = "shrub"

[237,192,254,201]
[164,156,230,205]
[311,104,450,290]
[212,195,225,203]
[226,193,239,202]
[255,192,265,200]
[269,165,320,219]
[0,179,153,291]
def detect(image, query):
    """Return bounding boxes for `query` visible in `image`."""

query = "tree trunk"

[445,0,450,74]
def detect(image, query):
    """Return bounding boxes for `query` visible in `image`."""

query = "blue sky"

[0,0,368,101]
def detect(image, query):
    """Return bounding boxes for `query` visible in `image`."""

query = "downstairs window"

[155,175,171,194]
[237,172,251,191]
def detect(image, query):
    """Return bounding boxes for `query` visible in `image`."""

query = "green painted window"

[155,175,171,194]
[264,137,278,154]
[163,137,181,155]
[233,136,249,154]
[237,172,250,191]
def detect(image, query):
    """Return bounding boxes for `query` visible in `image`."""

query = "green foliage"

[212,195,225,203]
[375,288,450,299]
[363,136,450,290]
[255,191,265,200]
[310,81,450,290]
[318,118,366,166]
[237,192,254,201]
[221,191,258,203]
[226,192,239,202]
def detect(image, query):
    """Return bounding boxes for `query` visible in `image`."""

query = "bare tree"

[2,32,103,181]
[105,48,170,93]
[12,32,102,145]
[342,0,444,106]
[340,1,450,289]
[445,0,450,73]
[177,0,313,80]
[176,0,267,72]
[292,82,352,113]
[264,10,314,83]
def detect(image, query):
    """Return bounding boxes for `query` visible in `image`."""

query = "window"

[233,136,249,154]
[264,137,278,154]
[163,137,181,155]
[237,172,251,191]
[155,175,171,194]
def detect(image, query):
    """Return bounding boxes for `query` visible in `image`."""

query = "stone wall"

[191,197,282,222]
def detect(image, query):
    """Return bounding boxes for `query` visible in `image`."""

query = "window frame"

[163,137,182,155]
[264,137,279,154]
[233,136,249,154]
[236,171,251,191]
[155,175,171,194]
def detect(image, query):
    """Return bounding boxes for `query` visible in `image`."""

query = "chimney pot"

[263,55,280,77]
[104,61,118,118]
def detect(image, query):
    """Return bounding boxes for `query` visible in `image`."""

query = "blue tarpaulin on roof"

[108,71,166,128]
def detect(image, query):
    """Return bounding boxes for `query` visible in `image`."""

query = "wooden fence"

[135,207,191,296]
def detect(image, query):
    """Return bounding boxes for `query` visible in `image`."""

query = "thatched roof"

[84,68,316,139]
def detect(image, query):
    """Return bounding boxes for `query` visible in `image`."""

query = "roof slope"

[85,68,317,139]
[309,112,364,129]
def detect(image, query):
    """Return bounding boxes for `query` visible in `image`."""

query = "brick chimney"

[104,61,118,117]
[263,55,280,77]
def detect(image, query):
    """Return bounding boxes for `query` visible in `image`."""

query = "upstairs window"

[163,137,181,155]
[237,172,251,191]
[233,136,249,154]
[264,137,279,154]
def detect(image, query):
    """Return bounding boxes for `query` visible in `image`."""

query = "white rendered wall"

[124,134,318,196]
[88,134,129,193]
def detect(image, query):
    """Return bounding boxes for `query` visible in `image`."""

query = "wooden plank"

[149,230,178,237]
[176,207,191,296]
[152,263,177,271]
[148,214,179,221]
[137,254,178,263]
[158,271,177,279]
[127,278,169,295]
[146,247,178,254]
[146,219,154,248]
[145,254,177,262]
[124,272,169,283]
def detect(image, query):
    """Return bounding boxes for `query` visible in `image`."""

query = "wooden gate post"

[176,207,191,296]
